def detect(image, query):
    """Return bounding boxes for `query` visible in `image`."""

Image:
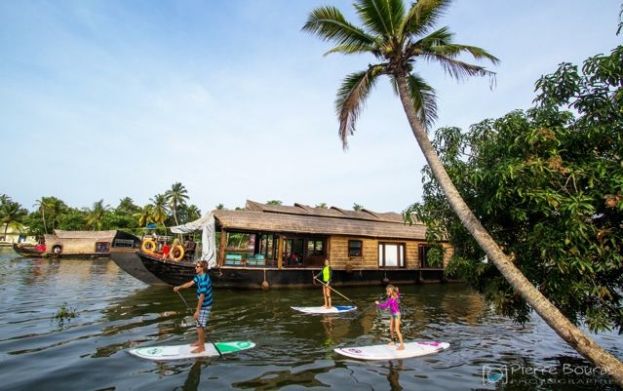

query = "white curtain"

[169,212,217,269]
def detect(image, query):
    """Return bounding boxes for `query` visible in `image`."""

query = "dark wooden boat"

[12,243,44,258]
[136,250,445,289]
[112,251,167,285]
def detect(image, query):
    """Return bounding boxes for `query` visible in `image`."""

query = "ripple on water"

[0,251,621,390]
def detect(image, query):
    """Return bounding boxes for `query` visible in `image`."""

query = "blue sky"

[1,0,621,214]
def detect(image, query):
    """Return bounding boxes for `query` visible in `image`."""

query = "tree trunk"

[395,74,623,385]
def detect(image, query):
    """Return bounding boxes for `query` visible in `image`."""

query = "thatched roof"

[213,200,427,240]
[52,230,118,240]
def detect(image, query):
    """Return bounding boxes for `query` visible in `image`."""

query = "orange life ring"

[170,245,185,261]
[141,239,156,253]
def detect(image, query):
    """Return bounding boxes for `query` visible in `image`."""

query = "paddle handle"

[313,276,354,304]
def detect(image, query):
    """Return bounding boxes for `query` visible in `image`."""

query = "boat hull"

[135,251,445,289]
[111,251,168,285]
[12,243,44,258]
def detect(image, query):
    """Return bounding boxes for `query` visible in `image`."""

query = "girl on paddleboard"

[315,259,332,308]
[375,284,404,350]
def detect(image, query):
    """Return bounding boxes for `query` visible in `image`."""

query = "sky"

[1,0,621,215]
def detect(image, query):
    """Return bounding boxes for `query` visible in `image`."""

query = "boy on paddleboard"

[173,260,213,354]
[376,284,404,350]
[315,259,332,308]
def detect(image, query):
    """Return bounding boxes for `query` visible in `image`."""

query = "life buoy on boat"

[52,245,62,256]
[169,245,185,262]
[141,239,156,254]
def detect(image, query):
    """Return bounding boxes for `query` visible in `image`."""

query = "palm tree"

[86,200,110,231]
[304,0,623,383]
[150,194,169,228]
[1,196,27,239]
[185,205,201,222]
[165,183,189,226]
[353,203,364,211]
[134,205,154,228]
[33,197,49,234]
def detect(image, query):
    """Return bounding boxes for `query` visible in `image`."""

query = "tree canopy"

[409,45,623,332]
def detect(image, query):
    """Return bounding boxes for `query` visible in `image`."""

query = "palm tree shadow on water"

[177,360,204,391]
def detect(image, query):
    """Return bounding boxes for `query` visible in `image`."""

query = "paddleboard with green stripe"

[129,341,255,360]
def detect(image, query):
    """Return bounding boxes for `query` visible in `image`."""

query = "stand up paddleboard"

[129,341,255,361]
[291,305,357,314]
[335,341,449,360]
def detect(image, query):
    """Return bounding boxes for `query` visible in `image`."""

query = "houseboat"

[115,201,452,289]
[12,230,140,258]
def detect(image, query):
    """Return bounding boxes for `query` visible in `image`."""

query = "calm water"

[0,247,620,390]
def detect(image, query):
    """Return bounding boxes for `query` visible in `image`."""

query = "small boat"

[12,230,141,259]
[12,243,45,258]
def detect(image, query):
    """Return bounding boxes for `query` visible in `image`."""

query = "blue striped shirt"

[194,273,213,308]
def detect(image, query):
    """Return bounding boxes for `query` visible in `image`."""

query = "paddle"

[176,290,199,327]
[313,275,355,304]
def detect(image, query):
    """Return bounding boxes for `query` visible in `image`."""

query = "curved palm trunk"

[395,75,623,385]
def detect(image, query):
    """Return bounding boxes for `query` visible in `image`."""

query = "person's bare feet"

[397,345,405,351]
[191,347,205,354]
[191,342,200,347]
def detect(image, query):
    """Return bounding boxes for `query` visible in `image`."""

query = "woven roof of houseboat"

[52,230,118,240]
[213,201,427,240]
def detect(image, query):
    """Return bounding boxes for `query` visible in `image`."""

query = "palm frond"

[424,53,496,83]
[430,43,500,64]
[401,0,452,38]
[408,26,454,53]
[390,73,438,129]
[302,6,376,49]
[336,66,385,149]
[323,43,377,56]
[354,0,405,38]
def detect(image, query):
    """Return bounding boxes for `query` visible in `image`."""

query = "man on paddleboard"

[173,260,213,353]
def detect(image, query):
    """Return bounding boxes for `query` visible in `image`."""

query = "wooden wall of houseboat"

[328,236,452,270]
[44,238,111,255]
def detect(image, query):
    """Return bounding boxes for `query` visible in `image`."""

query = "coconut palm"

[33,197,49,234]
[150,194,169,227]
[165,183,189,226]
[1,196,27,239]
[134,205,154,228]
[86,200,110,231]
[304,0,623,382]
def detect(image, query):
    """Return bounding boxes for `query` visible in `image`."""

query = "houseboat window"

[258,234,276,260]
[378,243,405,267]
[307,239,324,256]
[95,242,110,253]
[348,240,362,257]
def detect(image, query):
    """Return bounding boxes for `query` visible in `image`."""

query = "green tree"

[352,203,364,211]
[33,197,50,234]
[149,194,169,228]
[304,0,623,382]
[412,45,623,380]
[0,195,28,239]
[85,200,110,231]
[134,205,154,228]
[116,197,141,215]
[165,183,189,226]
[266,200,282,205]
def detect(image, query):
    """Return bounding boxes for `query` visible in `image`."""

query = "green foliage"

[54,302,78,321]
[353,203,364,211]
[266,200,282,205]
[415,45,623,332]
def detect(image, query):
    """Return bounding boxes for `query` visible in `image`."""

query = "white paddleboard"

[335,341,449,360]
[129,341,255,361]
[291,305,357,314]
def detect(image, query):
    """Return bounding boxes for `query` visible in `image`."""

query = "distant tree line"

[0,182,202,237]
